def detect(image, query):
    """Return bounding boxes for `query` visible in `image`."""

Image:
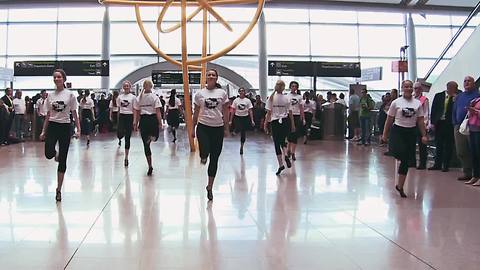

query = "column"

[258,11,268,101]
[101,7,110,91]
[406,13,418,81]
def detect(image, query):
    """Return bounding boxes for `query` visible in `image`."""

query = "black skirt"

[167,109,180,128]
[81,109,94,135]
[388,124,416,161]
[234,115,251,133]
[139,114,159,141]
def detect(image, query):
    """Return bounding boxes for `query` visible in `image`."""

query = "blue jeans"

[469,131,480,178]
[360,116,371,144]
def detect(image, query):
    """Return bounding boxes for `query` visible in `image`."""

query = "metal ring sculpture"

[99,0,265,151]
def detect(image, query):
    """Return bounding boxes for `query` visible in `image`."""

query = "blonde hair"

[270,80,285,103]
[139,79,154,102]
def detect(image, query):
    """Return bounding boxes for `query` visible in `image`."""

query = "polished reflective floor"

[0,129,479,270]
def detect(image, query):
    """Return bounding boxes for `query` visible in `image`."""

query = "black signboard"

[152,71,201,86]
[268,61,314,76]
[14,60,109,76]
[316,62,361,77]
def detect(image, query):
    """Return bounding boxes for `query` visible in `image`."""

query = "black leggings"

[196,123,224,178]
[234,115,250,144]
[287,115,304,144]
[118,114,133,150]
[305,112,313,131]
[45,122,71,173]
[139,114,159,156]
[271,118,290,155]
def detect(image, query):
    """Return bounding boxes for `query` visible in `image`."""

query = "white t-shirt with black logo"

[13,98,26,115]
[303,100,316,113]
[134,93,162,115]
[194,88,228,127]
[266,93,291,121]
[233,97,253,117]
[166,97,182,110]
[79,97,95,110]
[47,90,78,124]
[117,93,136,115]
[286,93,303,115]
[387,97,424,128]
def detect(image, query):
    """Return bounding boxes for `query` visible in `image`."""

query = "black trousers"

[139,114,159,156]
[434,120,454,169]
[305,112,313,132]
[196,123,224,178]
[118,114,134,150]
[45,122,71,173]
[271,118,290,155]
[234,115,250,144]
[287,115,304,144]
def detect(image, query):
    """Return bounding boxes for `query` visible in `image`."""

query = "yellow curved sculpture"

[99,0,265,151]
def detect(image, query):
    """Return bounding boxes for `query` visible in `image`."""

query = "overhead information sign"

[14,60,109,76]
[317,62,361,77]
[152,71,201,86]
[268,60,361,77]
[268,61,314,76]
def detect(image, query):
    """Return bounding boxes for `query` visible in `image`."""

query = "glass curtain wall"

[0,5,474,94]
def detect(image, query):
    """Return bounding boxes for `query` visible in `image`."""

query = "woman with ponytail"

[264,80,295,175]
[165,89,183,143]
[133,80,163,176]
[79,89,95,146]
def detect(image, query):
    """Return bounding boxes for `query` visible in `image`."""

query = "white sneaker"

[472,179,480,186]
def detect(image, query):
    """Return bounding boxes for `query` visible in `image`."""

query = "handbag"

[459,113,469,136]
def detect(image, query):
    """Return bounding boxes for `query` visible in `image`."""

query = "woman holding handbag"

[465,97,480,185]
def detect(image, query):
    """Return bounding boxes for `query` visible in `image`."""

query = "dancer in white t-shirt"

[192,69,229,201]
[133,80,163,176]
[40,69,81,202]
[286,81,305,161]
[165,89,183,143]
[264,80,295,175]
[229,87,255,155]
[382,80,428,198]
[116,81,136,166]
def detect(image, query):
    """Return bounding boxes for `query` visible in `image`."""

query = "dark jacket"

[430,90,462,126]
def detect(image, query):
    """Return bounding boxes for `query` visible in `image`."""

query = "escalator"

[423,1,480,97]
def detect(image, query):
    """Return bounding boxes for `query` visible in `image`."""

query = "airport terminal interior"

[1,0,480,269]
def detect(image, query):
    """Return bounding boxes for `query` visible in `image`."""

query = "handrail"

[424,1,480,80]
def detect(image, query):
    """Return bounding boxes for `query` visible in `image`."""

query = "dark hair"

[289,81,299,89]
[112,90,119,107]
[339,93,345,99]
[53,69,67,88]
[169,89,176,107]
[83,89,91,103]
[207,69,222,88]
[40,89,46,94]
[304,92,310,104]
[5,87,11,94]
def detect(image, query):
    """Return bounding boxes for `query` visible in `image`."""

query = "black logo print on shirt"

[291,98,300,106]
[120,100,130,107]
[237,104,246,110]
[52,101,66,112]
[205,98,220,109]
[401,107,415,118]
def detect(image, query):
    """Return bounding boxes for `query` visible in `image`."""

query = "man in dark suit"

[1,87,14,144]
[429,81,461,172]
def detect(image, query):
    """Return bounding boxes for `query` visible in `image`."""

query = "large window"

[57,23,103,55]
[2,6,475,91]
[7,24,56,55]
